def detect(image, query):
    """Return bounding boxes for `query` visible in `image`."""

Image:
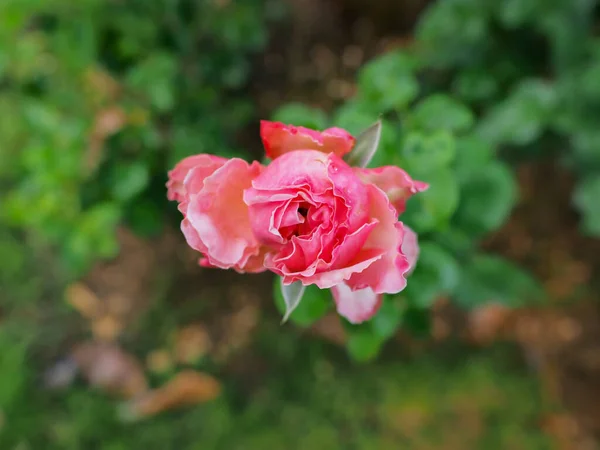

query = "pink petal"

[354,166,428,214]
[345,185,411,294]
[166,154,227,202]
[260,121,355,160]
[402,225,419,274]
[186,158,266,272]
[331,283,383,324]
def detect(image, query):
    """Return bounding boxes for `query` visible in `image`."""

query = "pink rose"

[243,144,425,323]
[167,154,267,273]
[168,121,427,324]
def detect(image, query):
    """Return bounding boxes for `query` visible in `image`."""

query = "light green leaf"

[401,130,456,173]
[347,327,384,362]
[279,279,306,324]
[274,280,331,327]
[454,161,517,235]
[573,177,600,236]
[344,120,382,168]
[411,94,474,133]
[110,162,150,202]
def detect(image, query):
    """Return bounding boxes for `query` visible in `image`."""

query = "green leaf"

[278,279,306,324]
[452,69,498,102]
[127,53,177,112]
[358,50,419,112]
[344,120,382,168]
[476,79,557,146]
[274,279,332,327]
[126,198,164,238]
[411,94,474,133]
[369,297,403,339]
[272,103,328,130]
[404,242,461,308]
[404,168,460,232]
[401,307,431,339]
[453,135,494,178]
[453,255,543,309]
[573,177,600,236]
[347,327,384,362]
[110,162,150,202]
[401,130,456,173]
[332,100,376,136]
[454,161,517,235]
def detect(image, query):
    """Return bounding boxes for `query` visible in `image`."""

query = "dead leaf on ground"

[119,370,221,421]
[467,303,513,346]
[65,282,102,320]
[146,349,174,374]
[87,106,127,173]
[71,341,148,399]
[91,315,124,342]
[173,324,212,365]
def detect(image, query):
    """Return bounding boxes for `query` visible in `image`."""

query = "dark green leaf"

[573,177,600,236]
[454,161,517,235]
[453,255,543,309]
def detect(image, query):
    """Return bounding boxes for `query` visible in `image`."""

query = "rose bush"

[167,121,427,323]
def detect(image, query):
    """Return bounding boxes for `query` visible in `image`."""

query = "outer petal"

[260,121,355,159]
[331,283,383,324]
[186,158,265,272]
[167,154,227,202]
[402,225,419,273]
[346,185,411,294]
[354,166,428,214]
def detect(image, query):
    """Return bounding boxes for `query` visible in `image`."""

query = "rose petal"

[402,225,419,274]
[346,185,411,294]
[186,158,266,272]
[354,166,428,214]
[331,283,383,324]
[260,121,355,160]
[167,154,227,202]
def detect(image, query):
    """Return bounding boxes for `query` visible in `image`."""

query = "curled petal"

[346,185,411,294]
[167,154,227,202]
[260,121,355,159]
[185,159,266,272]
[331,283,383,324]
[402,225,419,274]
[354,166,428,214]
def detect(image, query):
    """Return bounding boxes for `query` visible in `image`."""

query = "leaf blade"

[344,120,382,168]
[280,278,306,323]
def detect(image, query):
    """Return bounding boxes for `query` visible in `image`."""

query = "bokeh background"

[2,0,600,448]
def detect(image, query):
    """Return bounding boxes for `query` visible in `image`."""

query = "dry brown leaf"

[65,282,102,319]
[174,324,212,365]
[72,341,148,399]
[120,370,221,421]
[91,315,124,342]
[87,107,127,173]
[146,349,174,374]
[467,303,512,346]
[84,67,121,103]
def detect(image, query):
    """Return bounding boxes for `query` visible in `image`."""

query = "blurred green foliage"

[272,49,542,361]
[416,0,600,236]
[0,0,284,277]
[0,324,552,449]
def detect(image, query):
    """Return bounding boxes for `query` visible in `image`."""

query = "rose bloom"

[167,121,427,323]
